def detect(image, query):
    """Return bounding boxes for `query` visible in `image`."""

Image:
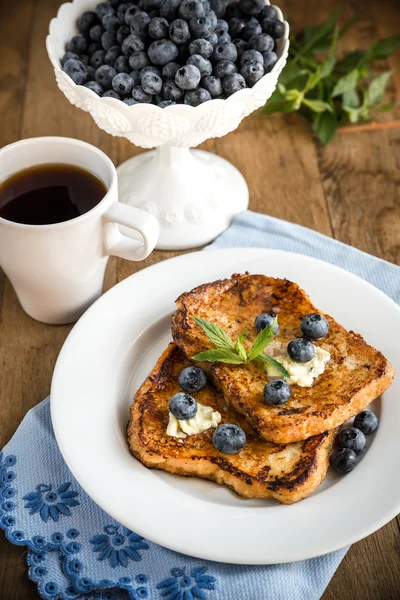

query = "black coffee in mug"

[0,163,107,225]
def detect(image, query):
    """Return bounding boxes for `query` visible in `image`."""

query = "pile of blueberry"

[61,0,284,107]
[330,410,379,474]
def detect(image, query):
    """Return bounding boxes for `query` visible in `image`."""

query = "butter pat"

[167,402,222,439]
[265,346,331,387]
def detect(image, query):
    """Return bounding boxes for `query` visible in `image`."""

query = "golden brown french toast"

[128,344,335,504]
[172,274,394,444]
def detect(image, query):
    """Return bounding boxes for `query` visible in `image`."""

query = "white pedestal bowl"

[47,0,289,250]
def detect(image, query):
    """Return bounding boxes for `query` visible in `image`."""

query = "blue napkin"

[2,210,399,600]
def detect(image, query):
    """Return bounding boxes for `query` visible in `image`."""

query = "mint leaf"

[364,34,400,62]
[255,354,290,378]
[297,13,337,59]
[319,25,339,78]
[337,50,365,74]
[313,111,338,145]
[303,99,333,113]
[247,320,277,362]
[377,101,396,112]
[332,69,359,97]
[342,89,360,108]
[235,333,248,363]
[191,349,244,364]
[193,317,235,350]
[367,71,392,106]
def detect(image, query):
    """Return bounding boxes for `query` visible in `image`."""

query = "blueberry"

[239,0,264,16]
[141,65,162,77]
[240,48,263,66]
[90,49,106,68]
[209,0,228,18]
[300,313,329,340]
[90,24,104,43]
[263,380,292,406]
[63,59,87,85]
[213,424,246,454]
[216,18,229,32]
[169,392,198,420]
[148,39,179,66]
[241,59,264,86]
[142,0,163,11]
[169,19,190,45]
[141,71,163,94]
[354,410,379,435]
[229,17,246,38]
[148,17,169,40]
[116,24,131,45]
[86,65,96,79]
[254,313,279,334]
[103,13,123,32]
[114,55,130,73]
[337,427,366,455]
[206,32,219,46]
[131,11,151,37]
[162,62,180,79]
[118,3,132,17]
[88,41,102,56]
[95,64,117,89]
[79,54,90,66]
[187,54,212,78]
[78,11,98,35]
[124,97,139,105]
[102,31,117,51]
[330,448,357,474]
[262,50,278,73]
[105,46,121,66]
[190,16,213,38]
[184,88,212,106]
[112,73,135,95]
[179,0,206,21]
[213,59,237,78]
[158,100,176,108]
[225,1,243,20]
[122,34,145,55]
[259,6,276,21]
[129,71,142,86]
[178,366,207,392]
[84,80,104,95]
[102,90,121,99]
[131,86,153,103]
[223,72,246,96]
[201,75,223,97]
[96,2,114,20]
[213,42,237,63]
[262,18,285,39]
[189,38,213,58]
[175,64,201,90]
[248,33,274,53]
[287,338,315,363]
[129,51,150,71]
[67,35,87,55]
[124,5,141,27]
[232,38,248,57]
[205,9,218,31]
[162,80,184,101]
[160,0,182,21]
[243,21,262,41]
[61,52,78,66]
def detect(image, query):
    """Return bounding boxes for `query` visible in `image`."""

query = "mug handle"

[103,203,159,261]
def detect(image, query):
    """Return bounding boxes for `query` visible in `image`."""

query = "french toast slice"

[172,273,394,444]
[128,343,335,505]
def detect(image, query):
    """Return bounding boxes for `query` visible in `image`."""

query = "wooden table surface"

[1,0,399,598]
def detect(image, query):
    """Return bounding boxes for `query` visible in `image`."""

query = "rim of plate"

[51,248,400,564]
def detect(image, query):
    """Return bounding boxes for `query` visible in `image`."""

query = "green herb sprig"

[263,12,400,144]
[191,316,290,378]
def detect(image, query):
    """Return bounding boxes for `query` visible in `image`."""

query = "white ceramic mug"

[0,137,159,324]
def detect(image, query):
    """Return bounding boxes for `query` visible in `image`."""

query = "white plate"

[51,248,400,564]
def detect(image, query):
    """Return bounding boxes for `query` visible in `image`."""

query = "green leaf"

[367,71,392,106]
[235,333,248,363]
[313,111,338,145]
[255,354,290,378]
[192,349,245,364]
[193,317,235,350]
[342,88,360,108]
[278,64,309,87]
[338,13,360,39]
[364,34,400,62]
[303,98,333,113]
[337,50,365,73]
[376,101,396,112]
[247,320,277,362]
[262,100,297,115]
[293,12,337,63]
[332,69,360,97]
[319,25,339,78]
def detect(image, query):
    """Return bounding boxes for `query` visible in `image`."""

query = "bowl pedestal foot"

[117,145,249,250]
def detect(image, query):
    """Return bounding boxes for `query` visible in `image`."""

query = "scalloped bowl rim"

[46,0,290,115]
